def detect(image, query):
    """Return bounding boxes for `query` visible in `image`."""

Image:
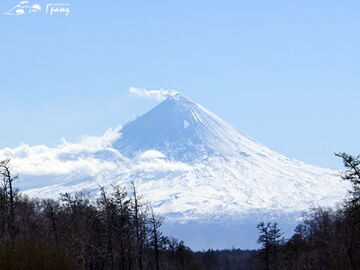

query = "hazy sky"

[0,0,359,168]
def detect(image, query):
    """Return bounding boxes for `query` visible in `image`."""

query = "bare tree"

[99,186,115,270]
[131,182,147,270]
[149,206,163,270]
[0,159,17,248]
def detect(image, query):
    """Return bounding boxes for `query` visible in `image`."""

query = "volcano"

[109,93,345,216]
[7,93,348,249]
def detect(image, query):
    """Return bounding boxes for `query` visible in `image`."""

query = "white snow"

[0,93,350,223]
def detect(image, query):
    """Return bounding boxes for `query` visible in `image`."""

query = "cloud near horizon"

[0,127,191,183]
[0,127,123,176]
[129,87,178,101]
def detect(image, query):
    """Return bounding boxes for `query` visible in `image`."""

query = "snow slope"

[113,93,347,219]
[0,93,349,248]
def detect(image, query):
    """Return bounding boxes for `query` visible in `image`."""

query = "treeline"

[0,159,202,270]
[195,249,260,270]
[1,152,359,270]
[256,153,360,270]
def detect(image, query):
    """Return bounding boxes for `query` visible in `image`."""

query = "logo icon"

[4,1,41,16]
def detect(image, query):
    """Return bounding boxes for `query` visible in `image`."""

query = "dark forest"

[0,152,359,270]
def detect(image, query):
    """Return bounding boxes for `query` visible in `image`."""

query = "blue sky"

[0,0,359,168]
